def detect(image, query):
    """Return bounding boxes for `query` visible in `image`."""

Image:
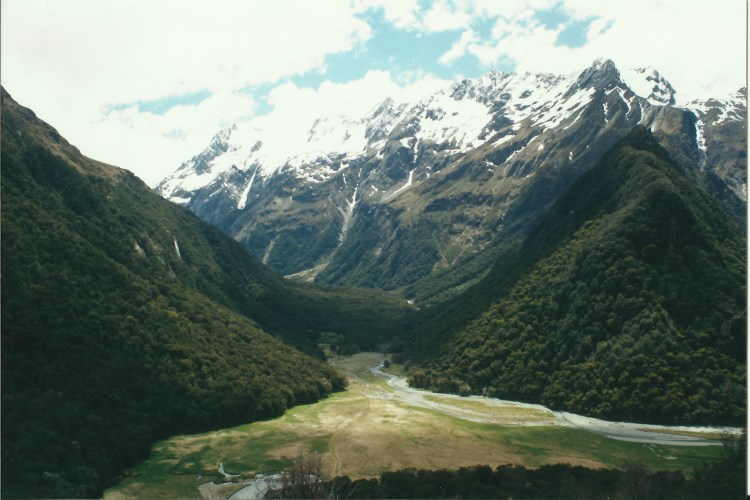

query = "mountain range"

[158,59,746,304]
[1,57,746,499]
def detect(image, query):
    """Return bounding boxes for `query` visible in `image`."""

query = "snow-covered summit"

[159,65,588,204]
[685,87,747,124]
[154,59,745,291]
[620,67,676,106]
[156,59,712,206]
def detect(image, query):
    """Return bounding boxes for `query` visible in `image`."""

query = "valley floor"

[368,362,736,447]
[104,353,735,500]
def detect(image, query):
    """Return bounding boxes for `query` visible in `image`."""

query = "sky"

[2,0,747,186]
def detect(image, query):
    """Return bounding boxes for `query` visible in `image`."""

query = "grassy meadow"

[105,353,725,499]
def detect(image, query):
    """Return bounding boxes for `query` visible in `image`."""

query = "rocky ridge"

[158,59,746,302]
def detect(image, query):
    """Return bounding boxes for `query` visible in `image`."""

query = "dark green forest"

[402,127,746,424]
[0,88,410,498]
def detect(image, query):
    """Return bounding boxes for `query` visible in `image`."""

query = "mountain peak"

[567,58,621,95]
[620,66,676,105]
[591,58,618,70]
[157,58,744,294]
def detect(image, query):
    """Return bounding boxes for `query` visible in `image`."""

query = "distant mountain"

[403,127,746,425]
[158,59,746,304]
[0,88,410,498]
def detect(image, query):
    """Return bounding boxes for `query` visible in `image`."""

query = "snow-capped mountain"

[684,88,747,199]
[619,67,676,105]
[158,59,746,303]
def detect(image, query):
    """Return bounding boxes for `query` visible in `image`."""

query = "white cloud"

[1,0,372,184]
[355,0,423,30]
[439,29,479,64]
[422,0,471,32]
[358,0,472,33]
[470,17,582,73]
[205,69,450,177]
[450,0,746,103]
[4,0,372,99]
[83,90,257,185]
[564,0,747,102]
[266,70,402,122]
[396,73,453,102]
[238,69,449,137]
[361,0,745,104]
[1,0,744,186]
[468,0,557,19]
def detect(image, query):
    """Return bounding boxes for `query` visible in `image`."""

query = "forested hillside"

[0,88,409,498]
[404,127,746,425]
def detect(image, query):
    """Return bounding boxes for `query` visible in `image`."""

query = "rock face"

[158,59,746,303]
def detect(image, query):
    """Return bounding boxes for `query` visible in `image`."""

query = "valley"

[2,1,747,496]
[104,353,730,500]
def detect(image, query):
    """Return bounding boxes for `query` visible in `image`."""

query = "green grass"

[472,424,724,471]
[382,362,410,377]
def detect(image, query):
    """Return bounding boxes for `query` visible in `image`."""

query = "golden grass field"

[104,353,724,499]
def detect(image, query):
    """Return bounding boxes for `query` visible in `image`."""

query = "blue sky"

[127,7,502,118]
[131,4,595,119]
[2,0,745,185]
[290,10,497,86]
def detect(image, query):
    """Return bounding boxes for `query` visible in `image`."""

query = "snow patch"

[535,87,595,130]
[503,146,525,165]
[414,90,492,150]
[237,166,260,210]
[491,133,514,146]
[561,109,583,130]
[694,117,707,171]
[616,87,633,118]
[338,184,359,243]
[383,170,414,202]
[168,195,191,205]
[173,237,182,259]
[620,67,675,105]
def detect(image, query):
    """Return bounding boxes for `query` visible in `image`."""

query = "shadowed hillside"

[0,88,410,498]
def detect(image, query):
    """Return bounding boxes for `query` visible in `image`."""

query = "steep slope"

[0,88,409,498]
[685,87,748,222]
[158,60,746,304]
[404,127,746,425]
